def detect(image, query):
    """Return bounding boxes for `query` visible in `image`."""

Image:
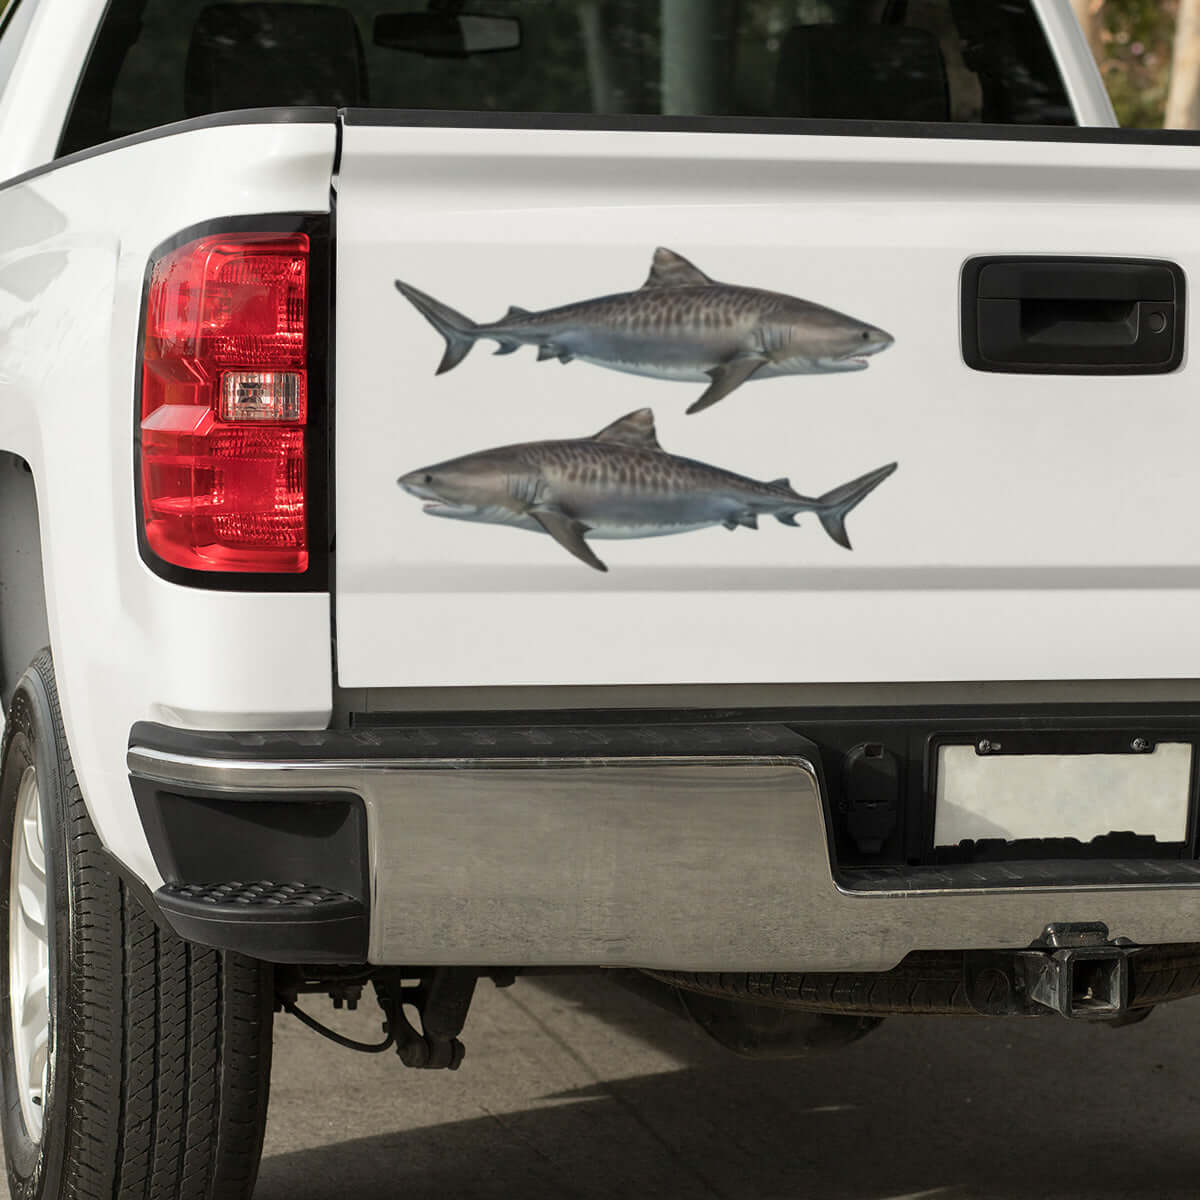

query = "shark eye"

[861,330,872,340]
[424,474,434,484]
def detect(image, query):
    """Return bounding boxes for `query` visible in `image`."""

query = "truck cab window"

[61,0,1074,156]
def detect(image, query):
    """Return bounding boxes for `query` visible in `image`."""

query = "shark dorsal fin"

[591,408,662,450]
[641,247,714,290]
[505,305,532,319]
[769,477,792,489]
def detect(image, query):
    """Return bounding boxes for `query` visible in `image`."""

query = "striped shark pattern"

[398,408,897,572]
[395,248,894,414]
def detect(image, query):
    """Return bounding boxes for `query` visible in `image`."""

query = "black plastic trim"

[339,106,1200,146]
[129,719,814,762]
[132,780,368,898]
[845,859,1200,892]
[130,768,370,963]
[133,212,331,593]
[154,892,367,963]
[962,256,1187,375]
[0,107,337,194]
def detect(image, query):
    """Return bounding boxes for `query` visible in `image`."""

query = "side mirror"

[374,12,522,58]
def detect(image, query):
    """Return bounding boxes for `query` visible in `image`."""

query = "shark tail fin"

[394,280,480,374]
[810,463,898,550]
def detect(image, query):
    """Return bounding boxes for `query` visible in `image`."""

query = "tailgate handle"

[962,257,1185,375]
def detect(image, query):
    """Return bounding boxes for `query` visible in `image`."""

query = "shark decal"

[398,409,897,572]
[395,248,894,414]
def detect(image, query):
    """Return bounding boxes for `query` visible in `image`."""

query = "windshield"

[62,0,1075,156]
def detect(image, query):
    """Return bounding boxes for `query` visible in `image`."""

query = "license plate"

[934,741,1193,848]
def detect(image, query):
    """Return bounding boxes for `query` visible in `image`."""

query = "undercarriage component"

[275,965,482,1067]
[646,936,1200,1020]
[616,970,880,1058]
[374,968,479,1070]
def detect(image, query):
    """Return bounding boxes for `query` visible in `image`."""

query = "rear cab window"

[62,0,1074,155]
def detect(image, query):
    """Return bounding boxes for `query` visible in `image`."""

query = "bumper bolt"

[1131,737,1151,753]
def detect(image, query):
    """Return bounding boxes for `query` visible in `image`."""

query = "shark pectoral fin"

[724,512,758,531]
[537,344,569,363]
[687,356,768,415]
[530,508,608,572]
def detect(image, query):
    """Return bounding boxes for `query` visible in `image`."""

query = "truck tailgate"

[333,119,1200,689]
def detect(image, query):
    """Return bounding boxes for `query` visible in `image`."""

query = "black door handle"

[962,257,1185,374]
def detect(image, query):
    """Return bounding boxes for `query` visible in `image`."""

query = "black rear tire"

[0,651,274,1200]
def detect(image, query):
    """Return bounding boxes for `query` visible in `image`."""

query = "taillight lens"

[139,232,310,574]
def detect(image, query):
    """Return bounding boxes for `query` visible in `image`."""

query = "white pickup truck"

[4,0,1200,1196]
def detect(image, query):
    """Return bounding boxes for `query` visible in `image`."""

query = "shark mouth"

[828,353,872,369]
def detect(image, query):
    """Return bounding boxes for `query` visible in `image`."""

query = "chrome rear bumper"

[127,731,1200,971]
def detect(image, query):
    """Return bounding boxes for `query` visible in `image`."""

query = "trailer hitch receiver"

[963,924,1141,1020]
[1016,924,1137,1021]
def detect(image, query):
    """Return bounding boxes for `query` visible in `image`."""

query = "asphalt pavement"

[252,972,1200,1200]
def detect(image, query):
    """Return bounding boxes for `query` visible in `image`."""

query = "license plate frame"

[926,729,1200,862]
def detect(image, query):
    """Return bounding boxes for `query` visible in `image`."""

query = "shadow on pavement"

[255,973,1200,1200]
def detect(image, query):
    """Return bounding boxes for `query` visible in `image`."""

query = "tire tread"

[7,651,272,1200]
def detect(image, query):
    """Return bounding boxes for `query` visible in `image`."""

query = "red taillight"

[140,232,310,574]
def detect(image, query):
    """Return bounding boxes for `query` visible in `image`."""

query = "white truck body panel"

[0,120,338,884]
[334,123,1200,688]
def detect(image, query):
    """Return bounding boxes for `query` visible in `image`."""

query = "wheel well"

[0,453,49,713]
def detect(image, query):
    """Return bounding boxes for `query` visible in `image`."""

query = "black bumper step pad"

[156,881,367,963]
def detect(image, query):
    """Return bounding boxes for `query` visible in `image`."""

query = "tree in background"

[1071,0,1194,128]
[1167,0,1200,127]
[1072,0,1105,58]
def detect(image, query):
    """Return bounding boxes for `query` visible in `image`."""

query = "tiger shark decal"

[395,248,894,414]
[398,409,897,572]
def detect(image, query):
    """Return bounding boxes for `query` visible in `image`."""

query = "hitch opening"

[1020,947,1131,1021]
[1017,923,1138,1021]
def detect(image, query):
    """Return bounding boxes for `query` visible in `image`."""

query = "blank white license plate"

[934,742,1193,847]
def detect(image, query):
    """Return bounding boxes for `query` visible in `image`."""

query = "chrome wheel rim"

[9,765,49,1141]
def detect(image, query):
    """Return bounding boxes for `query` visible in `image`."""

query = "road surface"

[251,973,1200,1200]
